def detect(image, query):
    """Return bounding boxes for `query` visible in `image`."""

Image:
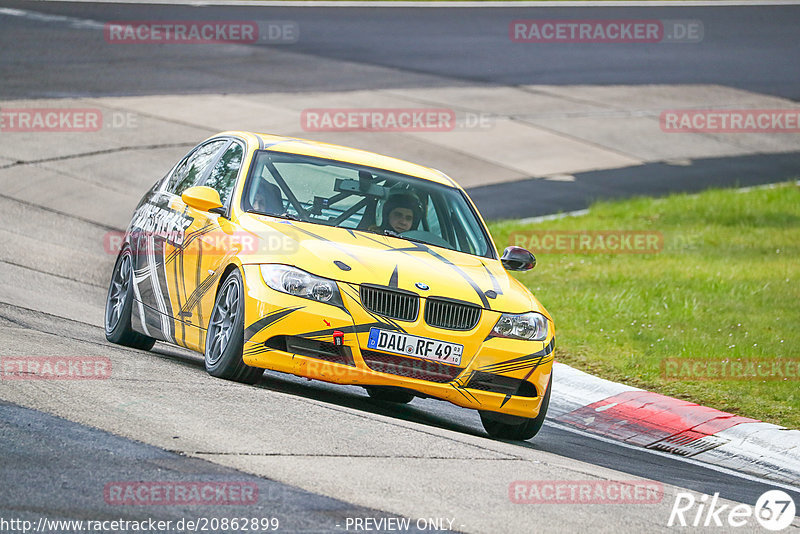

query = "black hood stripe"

[481,261,504,296]
[348,235,493,309]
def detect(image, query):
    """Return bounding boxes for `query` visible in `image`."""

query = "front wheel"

[104,248,156,351]
[480,373,552,441]
[204,269,263,385]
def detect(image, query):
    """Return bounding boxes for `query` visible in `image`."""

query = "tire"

[365,386,415,404]
[480,373,552,441]
[204,269,263,384]
[104,248,156,351]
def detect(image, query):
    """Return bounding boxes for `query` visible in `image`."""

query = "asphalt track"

[1,1,799,218]
[1,2,799,99]
[1,1,799,532]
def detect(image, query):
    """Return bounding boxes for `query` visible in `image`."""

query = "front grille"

[360,285,419,321]
[265,335,354,366]
[465,371,537,397]
[361,350,462,383]
[424,298,481,331]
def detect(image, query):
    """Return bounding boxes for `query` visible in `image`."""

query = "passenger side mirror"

[501,246,536,271]
[182,186,224,213]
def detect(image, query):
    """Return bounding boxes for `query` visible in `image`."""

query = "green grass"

[488,182,800,429]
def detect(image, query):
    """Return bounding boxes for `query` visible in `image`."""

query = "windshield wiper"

[247,210,301,222]
[383,229,427,245]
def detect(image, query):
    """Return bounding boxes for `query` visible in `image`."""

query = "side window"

[166,140,228,196]
[204,141,244,208]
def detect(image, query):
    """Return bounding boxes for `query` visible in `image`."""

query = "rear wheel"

[204,269,263,385]
[104,248,156,351]
[480,373,552,441]
[365,386,414,404]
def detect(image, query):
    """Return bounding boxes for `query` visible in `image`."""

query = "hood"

[237,215,536,313]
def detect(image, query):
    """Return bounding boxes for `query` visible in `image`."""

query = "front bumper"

[239,265,554,419]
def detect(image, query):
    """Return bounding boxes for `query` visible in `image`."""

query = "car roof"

[217,131,459,188]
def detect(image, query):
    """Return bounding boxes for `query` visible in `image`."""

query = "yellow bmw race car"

[105,132,555,440]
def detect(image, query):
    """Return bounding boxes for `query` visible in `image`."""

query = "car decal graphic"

[289,225,365,264]
[450,379,481,404]
[132,261,161,336]
[146,232,174,343]
[244,343,357,364]
[388,266,399,288]
[172,249,187,341]
[450,383,479,403]
[130,203,194,248]
[179,268,223,320]
[480,261,504,296]
[194,227,204,327]
[131,268,152,338]
[129,200,196,343]
[477,337,556,375]
[164,222,215,264]
[243,306,305,343]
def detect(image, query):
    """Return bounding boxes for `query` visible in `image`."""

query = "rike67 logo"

[668,490,796,531]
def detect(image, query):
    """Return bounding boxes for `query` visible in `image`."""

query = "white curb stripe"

[545,420,800,493]
[552,362,800,487]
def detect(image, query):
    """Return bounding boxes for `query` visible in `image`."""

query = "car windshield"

[242,150,495,258]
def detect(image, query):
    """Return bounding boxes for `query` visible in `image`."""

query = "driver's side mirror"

[182,186,225,214]
[501,246,536,271]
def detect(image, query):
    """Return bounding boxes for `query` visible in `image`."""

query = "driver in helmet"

[378,191,423,234]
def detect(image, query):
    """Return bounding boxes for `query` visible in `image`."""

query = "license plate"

[366,328,462,366]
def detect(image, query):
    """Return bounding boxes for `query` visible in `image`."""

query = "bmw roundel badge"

[415,282,430,291]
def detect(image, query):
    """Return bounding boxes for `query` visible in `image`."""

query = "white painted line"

[0,7,103,28]
[516,209,589,225]
[22,0,800,7]
[516,180,799,223]
[544,420,800,494]
[736,179,800,193]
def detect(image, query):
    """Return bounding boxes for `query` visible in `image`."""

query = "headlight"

[491,312,549,341]
[260,265,343,307]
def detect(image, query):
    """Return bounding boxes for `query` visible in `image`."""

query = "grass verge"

[488,182,800,429]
